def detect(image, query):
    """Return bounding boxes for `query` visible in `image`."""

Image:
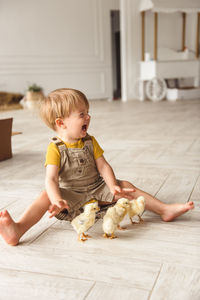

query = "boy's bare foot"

[0,210,20,246]
[161,201,194,222]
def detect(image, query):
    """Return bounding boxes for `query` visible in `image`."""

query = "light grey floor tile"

[150,263,200,300]
[0,245,161,290]
[86,282,149,300]
[0,267,93,300]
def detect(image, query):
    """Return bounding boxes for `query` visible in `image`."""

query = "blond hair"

[40,88,89,130]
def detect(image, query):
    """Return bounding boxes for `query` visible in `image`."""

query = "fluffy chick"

[102,198,130,239]
[71,201,100,242]
[128,196,145,224]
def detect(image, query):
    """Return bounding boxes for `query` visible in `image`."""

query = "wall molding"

[0,0,113,99]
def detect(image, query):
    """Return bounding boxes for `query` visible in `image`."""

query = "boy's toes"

[187,201,194,209]
[2,210,8,217]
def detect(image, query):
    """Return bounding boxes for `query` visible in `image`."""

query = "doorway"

[111,10,121,100]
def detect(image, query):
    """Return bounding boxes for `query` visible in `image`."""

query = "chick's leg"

[82,232,91,238]
[117,224,127,230]
[138,215,144,223]
[103,232,117,239]
[110,233,117,239]
[130,217,138,225]
[78,233,87,242]
[103,233,110,238]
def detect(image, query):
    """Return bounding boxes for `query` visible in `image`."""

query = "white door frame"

[120,0,140,102]
[120,0,128,102]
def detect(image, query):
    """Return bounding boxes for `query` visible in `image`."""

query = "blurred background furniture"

[138,0,200,101]
[0,118,13,161]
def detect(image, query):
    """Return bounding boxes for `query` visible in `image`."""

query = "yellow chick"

[128,196,145,224]
[71,201,100,242]
[102,198,130,239]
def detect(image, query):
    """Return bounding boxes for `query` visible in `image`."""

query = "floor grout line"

[187,173,200,202]
[148,263,163,300]
[27,219,58,245]
[154,172,171,198]
[83,281,96,300]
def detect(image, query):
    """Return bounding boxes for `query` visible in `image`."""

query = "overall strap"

[51,134,93,153]
[82,134,92,142]
[51,137,66,153]
[82,134,93,150]
[50,137,67,172]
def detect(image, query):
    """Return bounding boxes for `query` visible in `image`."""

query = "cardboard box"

[0,118,13,161]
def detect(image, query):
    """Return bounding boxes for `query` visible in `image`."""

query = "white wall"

[0,0,119,99]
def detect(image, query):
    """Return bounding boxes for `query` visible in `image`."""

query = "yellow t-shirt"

[45,135,104,168]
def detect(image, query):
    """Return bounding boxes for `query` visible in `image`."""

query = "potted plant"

[26,83,44,109]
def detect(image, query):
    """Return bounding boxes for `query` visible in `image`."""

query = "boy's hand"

[48,200,69,218]
[112,185,135,200]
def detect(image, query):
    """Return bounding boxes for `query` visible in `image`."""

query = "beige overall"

[51,135,114,221]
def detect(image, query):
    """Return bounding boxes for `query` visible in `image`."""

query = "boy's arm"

[45,164,69,217]
[95,155,134,199]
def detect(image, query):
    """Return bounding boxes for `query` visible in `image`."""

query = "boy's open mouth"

[82,124,87,132]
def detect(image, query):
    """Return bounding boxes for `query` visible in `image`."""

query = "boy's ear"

[55,118,65,128]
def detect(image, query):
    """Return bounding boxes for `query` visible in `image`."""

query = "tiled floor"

[0,98,200,300]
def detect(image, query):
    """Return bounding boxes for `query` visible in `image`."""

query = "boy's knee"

[40,190,48,196]
[119,180,136,189]
[39,190,50,201]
